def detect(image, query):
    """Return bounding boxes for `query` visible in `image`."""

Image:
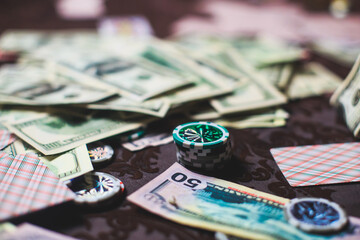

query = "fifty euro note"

[128,163,360,240]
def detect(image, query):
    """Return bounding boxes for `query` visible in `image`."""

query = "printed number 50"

[171,172,202,189]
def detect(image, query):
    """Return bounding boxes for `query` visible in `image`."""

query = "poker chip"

[68,172,125,205]
[173,122,232,171]
[87,142,114,164]
[173,121,229,149]
[284,198,348,233]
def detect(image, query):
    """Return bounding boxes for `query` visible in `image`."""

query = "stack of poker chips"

[172,122,232,170]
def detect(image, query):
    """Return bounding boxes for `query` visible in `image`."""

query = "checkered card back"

[0,152,75,221]
[271,142,360,187]
[0,129,16,150]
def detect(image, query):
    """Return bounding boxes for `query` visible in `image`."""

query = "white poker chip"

[284,198,348,233]
[69,172,124,205]
[88,143,114,164]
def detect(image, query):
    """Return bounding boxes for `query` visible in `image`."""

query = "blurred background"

[0,0,359,38]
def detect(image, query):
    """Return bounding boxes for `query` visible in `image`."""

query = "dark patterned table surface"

[8,84,360,240]
[1,1,360,239]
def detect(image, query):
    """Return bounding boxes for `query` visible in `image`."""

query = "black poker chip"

[68,172,125,205]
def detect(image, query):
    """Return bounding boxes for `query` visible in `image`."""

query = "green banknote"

[136,42,235,105]
[230,36,305,68]
[330,55,360,137]
[85,96,170,118]
[128,163,360,240]
[215,108,289,129]
[286,62,342,100]
[172,38,287,114]
[3,140,93,181]
[312,39,360,67]
[257,63,293,90]
[174,34,305,68]
[3,110,145,155]
[210,51,287,115]
[29,42,191,101]
[0,63,115,105]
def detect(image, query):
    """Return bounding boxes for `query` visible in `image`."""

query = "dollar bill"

[210,50,287,115]
[5,140,93,181]
[230,36,306,68]
[312,39,360,67]
[136,43,236,105]
[170,42,287,114]
[0,222,16,234]
[174,34,305,67]
[122,133,173,151]
[185,103,288,129]
[330,55,360,137]
[3,110,146,155]
[29,42,192,101]
[0,63,115,105]
[85,96,170,118]
[129,163,360,240]
[215,108,289,129]
[286,62,342,100]
[258,63,293,90]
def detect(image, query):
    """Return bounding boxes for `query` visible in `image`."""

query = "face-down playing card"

[0,152,75,221]
[271,142,360,187]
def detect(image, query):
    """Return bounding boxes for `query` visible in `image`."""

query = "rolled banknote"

[330,54,360,137]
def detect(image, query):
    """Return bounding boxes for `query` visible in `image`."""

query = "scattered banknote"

[210,50,287,115]
[258,63,293,90]
[4,140,93,181]
[0,63,115,105]
[174,34,306,68]
[85,96,171,118]
[173,36,288,113]
[3,109,146,155]
[29,43,192,101]
[215,108,289,129]
[0,223,78,240]
[128,163,359,240]
[135,43,236,105]
[172,41,288,114]
[186,103,288,129]
[330,54,360,137]
[286,62,342,100]
[0,223,16,234]
[122,133,173,151]
[173,36,286,115]
[312,39,360,67]
[230,36,307,67]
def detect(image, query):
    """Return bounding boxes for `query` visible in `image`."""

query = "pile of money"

[0,30,344,179]
[0,29,356,239]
